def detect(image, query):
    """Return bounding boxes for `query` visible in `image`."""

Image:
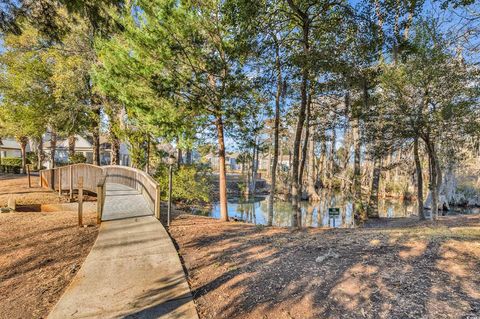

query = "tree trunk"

[288,150,292,171]
[328,119,337,189]
[352,112,362,211]
[251,141,257,196]
[255,144,259,188]
[393,148,401,184]
[434,149,442,216]
[267,53,281,225]
[436,155,443,209]
[92,108,101,166]
[177,148,183,169]
[18,136,28,173]
[50,131,57,169]
[288,10,310,228]
[216,114,228,221]
[291,68,308,227]
[246,160,251,197]
[367,157,381,218]
[382,152,392,196]
[413,137,425,219]
[37,137,43,170]
[425,137,440,220]
[442,162,456,205]
[111,135,120,165]
[68,135,76,159]
[145,135,150,173]
[364,75,380,220]
[341,91,351,192]
[318,132,327,186]
[108,115,120,165]
[186,149,192,165]
[299,94,311,198]
[340,132,351,191]
[307,125,319,201]
[429,153,438,220]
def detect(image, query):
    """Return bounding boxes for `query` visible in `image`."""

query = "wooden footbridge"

[39,164,198,318]
[40,163,161,222]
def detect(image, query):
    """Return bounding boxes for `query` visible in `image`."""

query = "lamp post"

[167,154,176,227]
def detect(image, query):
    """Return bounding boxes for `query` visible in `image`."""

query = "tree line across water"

[0,0,479,226]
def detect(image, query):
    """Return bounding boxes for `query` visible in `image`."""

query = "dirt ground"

[168,212,480,319]
[0,175,98,319]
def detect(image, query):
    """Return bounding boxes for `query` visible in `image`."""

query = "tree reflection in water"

[205,192,474,227]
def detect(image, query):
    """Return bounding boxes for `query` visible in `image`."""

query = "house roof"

[43,135,93,150]
[0,137,32,151]
[48,134,130,155]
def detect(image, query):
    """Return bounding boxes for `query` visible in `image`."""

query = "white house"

[0,134,130,168]
[0,138,32,159]
[205,152,240,171]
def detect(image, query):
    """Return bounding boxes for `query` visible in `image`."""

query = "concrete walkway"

[48,183,198,319]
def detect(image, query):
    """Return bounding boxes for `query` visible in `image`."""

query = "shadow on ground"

[169,214,480,319]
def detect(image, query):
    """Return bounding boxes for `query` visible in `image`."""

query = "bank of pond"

[193,194,479,228]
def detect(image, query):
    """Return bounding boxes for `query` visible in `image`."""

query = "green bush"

[0,157,23,167]
[155,164,212,203]
[0,157,28,173]
[69,153,87,164]
[0,165,20,173]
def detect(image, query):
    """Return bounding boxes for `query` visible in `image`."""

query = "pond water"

[194,193,479,228]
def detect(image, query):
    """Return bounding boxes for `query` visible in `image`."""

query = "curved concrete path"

[48,183,198,319]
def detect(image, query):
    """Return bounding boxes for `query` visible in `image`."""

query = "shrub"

[0,165,20,173]
[69,153,87,164]
[0,157,27,173]
[155,164,212,203]
[0,157,23,167]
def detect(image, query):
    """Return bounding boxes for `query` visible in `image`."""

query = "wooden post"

[58,168,62,196]
[8,196,16,211]
[40,171,43,187]
[167,164,173,227]
[78,176,83,227]
[96,184,103,224]
[27,165,31,188]
[155,185,161,220]
[50,169,55,190]
[69,165,73,202]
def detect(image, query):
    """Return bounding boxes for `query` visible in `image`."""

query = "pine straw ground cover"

[0,175,98,319]
[168,212,480,319]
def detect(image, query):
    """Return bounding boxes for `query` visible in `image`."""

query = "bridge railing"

[40,164,161,223]
[40,164,104,193]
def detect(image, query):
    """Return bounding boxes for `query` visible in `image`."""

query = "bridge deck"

[48,183,198,319]
[102,183,153,221]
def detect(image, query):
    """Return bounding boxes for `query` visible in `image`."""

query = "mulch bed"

[168,212,480,319]
[0,175,98,319]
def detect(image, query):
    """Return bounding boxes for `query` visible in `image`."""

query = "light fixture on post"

[167,154,176,227]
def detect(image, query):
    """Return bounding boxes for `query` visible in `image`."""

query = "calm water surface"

[195,193,478,228]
